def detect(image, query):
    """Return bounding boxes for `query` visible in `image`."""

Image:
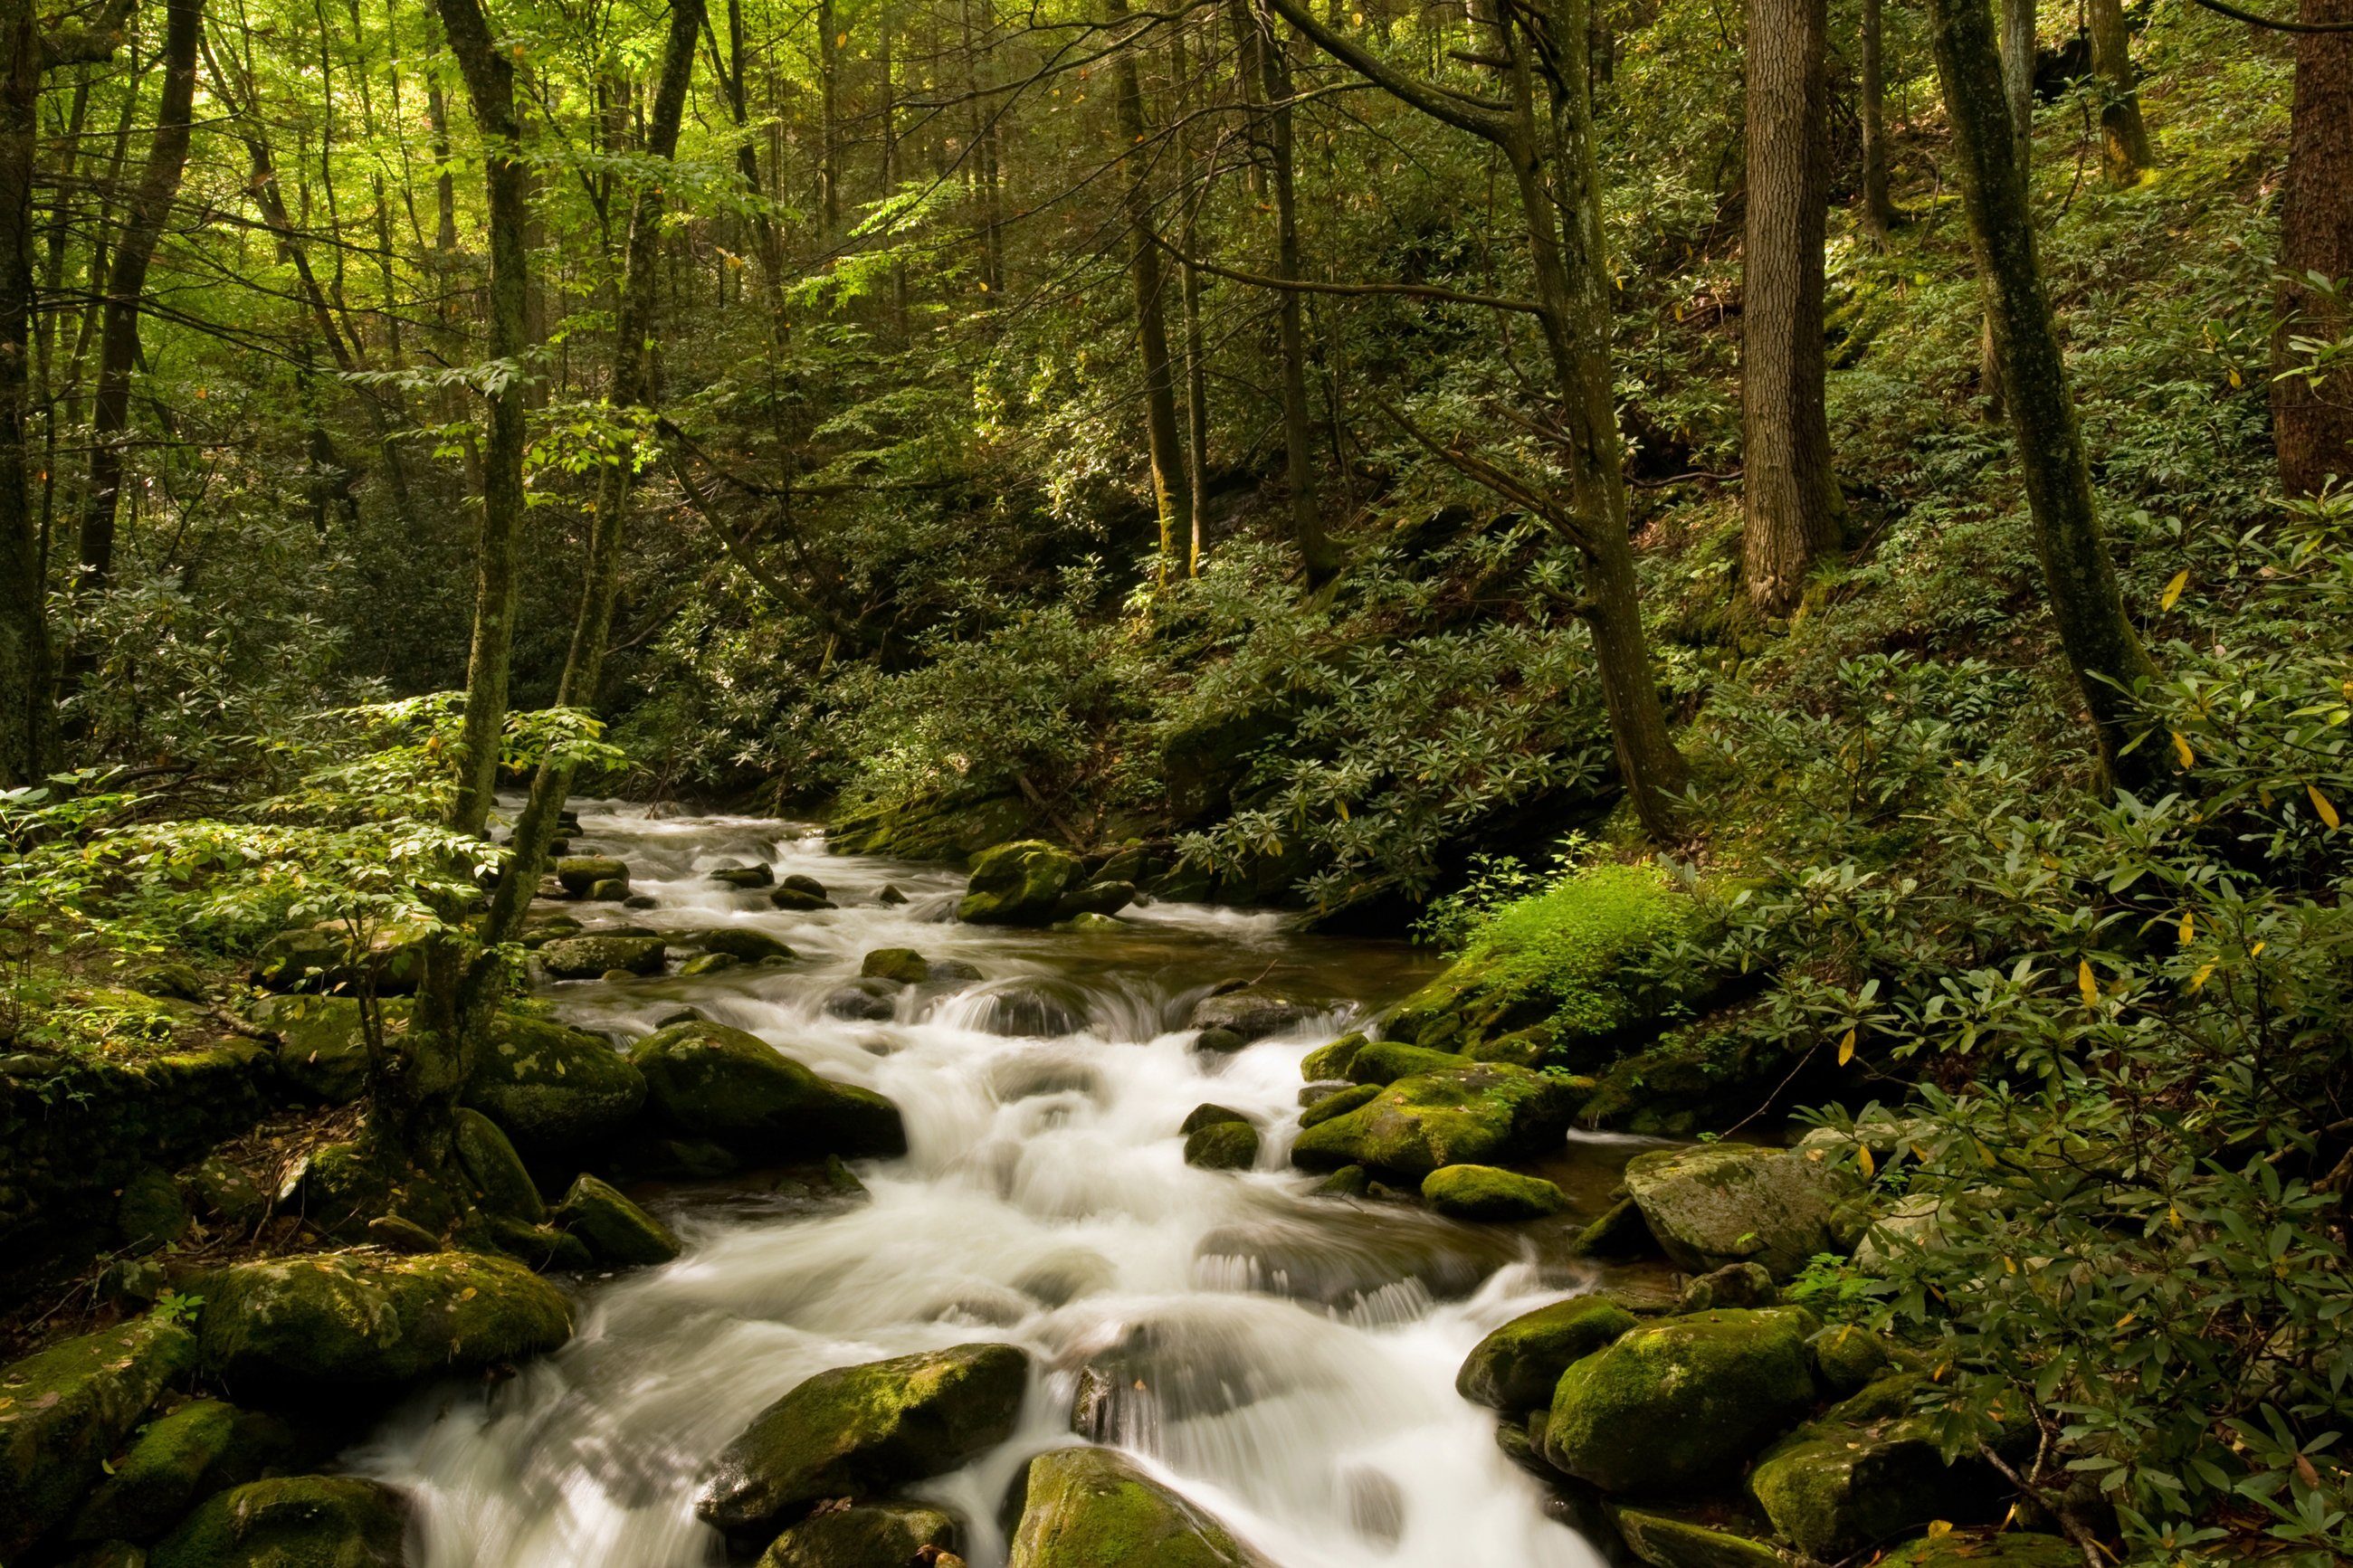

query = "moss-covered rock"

[859,947,933,984]
[1748,1374,1998,1559]
[767,885,834,912]
[148,1477,405,1568]
[1876,1530,2082,1567]
[1299,1083,1379,1128]
[252,925,426,996]
[452,1109,545,1224]
[1580,1015,1828,1137]
[1542,1307,1819,1492]
[1007,1446,1272,1568]
[1568,1196,1656,1260]
[1186,985,1319,1042]
[1680,1262,1777,1313]
[828,785,1043,860]
[756,1502,960,1568]
[1345,1040,1464,1085]
[1054,879,1135,919]
[1300,1033,1367,1080]
[553,856,624,894]
[555,1175,679,1267]
[1622,1143,1857,1280]
[251,996,383,1105]
[462,1015,645,1155]
[958,841,1082,926]
[1179,1104,1248,1135]
[538,936,667,979]
[0,1316,196,1558]
[696,1343,1029,1535]
[680,953,739,976]
[822,979,902,1021]
[1608,1506,1786,1568]
[629,1022,906,1160]
[68,1400,288,1544]
[117,1167,192,1252]
[1421,1164,1569,1221]
[1289,1063,1577,1181]
[709,864,775,889]
[195,1251,573,1390]
[676,927,797,965]
[1808,1325,1907,1394]
[1455,1295,1640,1411]
[1183,1122,1260,1171]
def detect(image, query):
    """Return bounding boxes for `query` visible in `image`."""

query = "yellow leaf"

[2310,783,2341,830]
[2189,958,2216,991]
[2003,1255,2016,1273]
[2078,959,2100,1009]
[1928,1521,1954,1540]
[1334,800,1349,822]
[1857,1145,1875,1178]
[2160,568,2188,610]
[2171,731,2195,769]
[835,30,847,45]
[2177,911,2194,945]
[2228,366,2243,389]
[1837,1026,1856,1066]
[2252,940,2265,957]
[2167,1202,2181,1228]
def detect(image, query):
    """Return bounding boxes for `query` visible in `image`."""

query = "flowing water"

[357,801,1672,1568]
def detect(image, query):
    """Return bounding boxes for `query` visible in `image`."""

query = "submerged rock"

[629,1022,906,1160]
[696,1343,1029,1535]
[972,981,1089,1038]
[1455,1294,1640,1412]
[194,1251,573,1390]
[1541,1307,1818,1492]
[1007,1446,1272,1568]
[0,1316,196,1559]
[709,864,775,889]
[676,927,797,965]
[756,1503,960,1568]
[957,841,1081,926]
[822,979,903,1022]
[1419,1164,1568,1221]
[1289,1063,1577,1181]
[463,1014,646,1155]
[1622,1143,1856,1279]
[148,1477,406,1568]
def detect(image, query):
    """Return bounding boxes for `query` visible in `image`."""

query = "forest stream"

[350,801,1660,1568]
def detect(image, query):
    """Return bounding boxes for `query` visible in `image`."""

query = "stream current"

[356,800,1662,1568]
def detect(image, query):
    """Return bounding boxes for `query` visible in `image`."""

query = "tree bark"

[1859,0,1896,242]
[2272,0,2353,497]
[1741,0,1843,613]
[1926,0,2161,790]
[77,0,202,587]
[1171,9,1211,573]
[1980,0,2035,416]
[0,0,53,784]
[1108,0,1193,583]
[2087,0,2151,185]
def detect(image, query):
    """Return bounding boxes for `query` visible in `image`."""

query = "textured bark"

[1979,0,2035,416]
[1741,0,1843,613]
[1108,0,1193,580]
[0,0,51,784]
[1859,0,1896,242]
[1927,0,2161,790]
[2087,0,2152,185]
[2273,0,2353,497]
[78,0,203,586]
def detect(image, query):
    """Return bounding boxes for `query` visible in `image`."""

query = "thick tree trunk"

[1108,0,1193,581]
[78,0,202,587]
[2273,0,2353,497]
[2087,0,2151,185]
[0,0,52,785]
[1927,0,2161,790]
[1253,2,1339,583]
[1859,0,1896,242]
[1741,0,1842,613]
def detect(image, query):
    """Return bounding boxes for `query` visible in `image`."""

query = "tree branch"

[1141,225,1544,315]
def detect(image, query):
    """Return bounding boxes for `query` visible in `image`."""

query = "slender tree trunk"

[1926,0,2160,789]
[1171,9,1211,572]
[0,0,53,784]
[1107,0,1193,582]
[2086,0,2150,185]
[1979,0,2034,415]
[1253,1,1339,582]
[816,0,840,242]
[1859,0,1896,242]
[1741,0,1842,613]
[2272,0,2353,497]
[78,0,201,587]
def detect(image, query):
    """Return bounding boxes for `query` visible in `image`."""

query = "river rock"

[67,1399,289,1544]
[1053,879,1134,919]
[680,953,738,976]
[555,1175,680,1266]
[1622,1143,1856,1279]
[859,947,933,985]
[538,936,667,980]
[251,994,380,1104]
[1186,985,1318,1042]
[463,1014,646,1155]
[1568,1196,1656,1260]
[1456,1294,1639,1412]
[756,1502,960,1568]
[823,979,903,1021]
[677,927,797,965]
[116,1167,192,1251]
[1607,1506,1785,1568]
[1183,1121,1259,1171]
[148,1477,406,1568]
[1345,1040,1462,1086]
[709,864,775,889]
[452,1109,546,1224]
[973,981,1088,1038]
[1299,1083,1379,1128]
[1748,1373,1998,1559]
[194,1251,573,1389]
[555,856,628,896]
[1541,1307,1819,1491]
[629,1022,907,1159]
[957,841,1081,926]
[1007,1446,1272,1568]
[767,884,835,912]
[1808,1324,1907,1394]
[1681,1262,1777,1312]
[1878,1530,2082,1567]
[1289,1063,1577,1181]
[1420,1164,1568,1221]
[696,1343,1029,1535]
[0,1316,196,1558]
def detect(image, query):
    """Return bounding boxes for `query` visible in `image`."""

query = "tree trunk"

[2272,0,2353,497]
[1926,0,2160,790]
[2087,0,2151,185]
[0,0,52,784]
[1979,0,2034,416]
[1741,0,1842,613]
[817,0,841,242]
[78,0,202,587]
[433,0,531,840]
[1859,0,1896,242]
[1171,10,1211,574]
[1253,2,1339,582]
[1107,0,1193,582]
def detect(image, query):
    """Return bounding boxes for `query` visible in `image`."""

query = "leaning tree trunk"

[1741,0,1843,614]
[2087,0,2151,185]
[0,0,52,785]
[1859,0,1896,243]
[1107,0,1194,583]
[77,0,202,588]
[1927,0,2161,791]
[2272,0,2353,498]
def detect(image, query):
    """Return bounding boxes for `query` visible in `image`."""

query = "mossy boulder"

[1808,1325,1907,1394]
[767,885,835,912]
[462,1014,646,1155]
[1622,1143,1857,1280]
[1608,1506,1786,1568]
[1179,1104,1248,1135]
[1569,1196,1657,1260]
[629,1022,906,1160]
[1345,1040,1464,1085]
[1186,985,1319,1042]
[68,1400,289,1544]
[194,1251,573,1390]
[538,936,667,980]
[1299,1083,1379,1128]
[756,1502,959,1568]
[555,1175,680,1267]
[680,953,739,976]
[1183,1122,1260,1171]
[452,1109,545,1224]
[1007,1446,1272,1568]
[677,927,797,965]
[1580,1015,1827,1137]
[554,856,628,895]
[1300,1033,1366,1080]
[1054,879,1135,919]
[1542,1307,1819,1492]
[709,864,775,889]
[251,995,383,1105]
[1455,1295,1640,1411]
[252,925,426,996]
[1748,1374,1998,1559]
[1877,1530,2082,1567]
[148,1477,405,1568]
[0,1316,196,1558]
[958,841,1081,926]
[1289,1063,1577,1181]
[1421,1164,1569,1221]
[860,947,933,985]
[696,1343,1029,1535]
[117,1166,192,1252]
